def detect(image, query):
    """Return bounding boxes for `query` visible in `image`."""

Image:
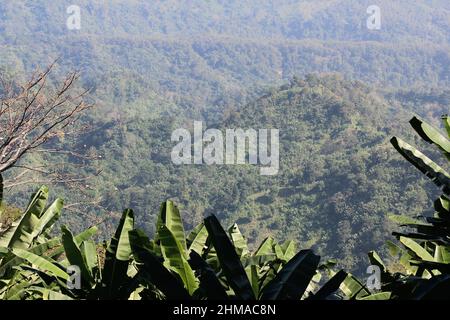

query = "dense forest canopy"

[0,0,449,275]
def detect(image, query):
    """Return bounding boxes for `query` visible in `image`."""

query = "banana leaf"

[308,270,348,300]
[358,292,391,300]
[43,290,74,300]
[368,250,394,283]
[390,137,450,193]
[228,224,249,257]
[389,215,428,226]
[245,264,260,298]
[158,224,198,295]
[129,229,191,300]
[48,226,98,259]
[189,250,228,300]
[1,186,49,249]
[0,238,60,277]
[255,236,274,256]
[156,201,187,251]
[61,226,93,284]
[399,236,434,262]
[340,274,370,299]
[81,240,98,275]
[280,240,296,262]
[241,254,277,268]
[434,245,450,263]
[102,209,134,297]
[434,196,450,219]
[260,250,320,300]
[204,215,254,300]
[410,117,450,159]
[187,223,208,255]
[11,248,69,281]
[443,115,450,137]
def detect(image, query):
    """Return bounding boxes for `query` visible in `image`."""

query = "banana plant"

[386,115,450,298]
[0,187,367,300]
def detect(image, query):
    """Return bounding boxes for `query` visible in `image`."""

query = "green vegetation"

[4,74,449,275]
[49,75,446,275]
[1,114,449,300]
[1,0,450,278]
[0,178,392,300]
[375,116,450,298]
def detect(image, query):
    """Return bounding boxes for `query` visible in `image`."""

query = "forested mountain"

[1,1,450,274]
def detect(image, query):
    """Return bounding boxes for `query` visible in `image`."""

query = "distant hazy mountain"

[1,0,449,111]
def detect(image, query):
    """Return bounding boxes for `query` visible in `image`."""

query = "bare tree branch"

[0,62,93,173]
[0,62,104,215]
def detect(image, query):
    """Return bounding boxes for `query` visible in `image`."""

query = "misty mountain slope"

[1,0,449,42]
[1,0,450,115]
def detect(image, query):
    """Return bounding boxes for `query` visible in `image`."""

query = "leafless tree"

[0,62,100,195]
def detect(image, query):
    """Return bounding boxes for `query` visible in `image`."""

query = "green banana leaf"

[61,226,93,284]
[309,270,348,300]
[0,238,60,277]
[280,240,296,262]
[399,236,434,262]
[390,137,450,192]
[33,198,63,240]
[442,115,450,137]
[245,264,260,298]
[3,279,33,300]
[81,240,98,274]
[189,250,228,300]
[228,224,250,258]
[43,289,74,300]
[260,250,320,300]
[11,248,69,281]
[255,236,274,256]
[358,292,391,300]
[386,240,402,257]
[434,196,450,219]
[158,224,198,295]
[274,244,285,261]
[48,226,98,259]
[1,186,49,249]
[102,209,134,297]
[157,201,187,251]
[410,116,450,159]
[241,254,277,268]
[204,215,255,300]
[340,274,370,299]
[389,215,428,226]
[187,223,208,255]
[129,229,191,300]
[434,245,450,263]
[368,251,386,272]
